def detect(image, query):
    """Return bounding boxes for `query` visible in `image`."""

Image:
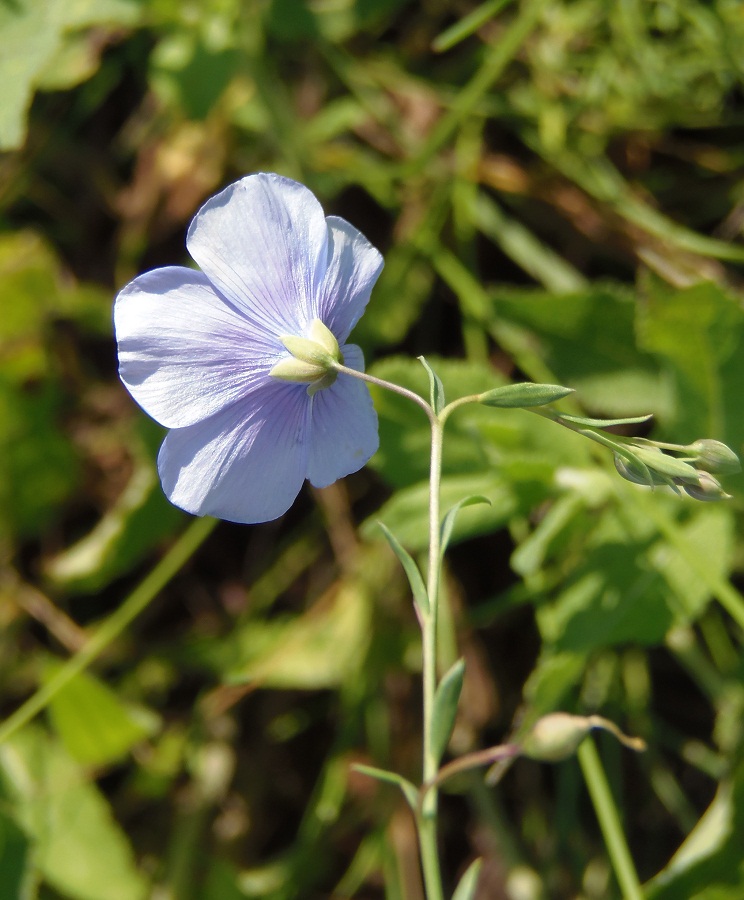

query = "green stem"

[0,516,217,746]
[578,738,645,900]
[419,415,446,900]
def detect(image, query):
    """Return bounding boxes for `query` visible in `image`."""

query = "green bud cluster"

[613,437,740,502]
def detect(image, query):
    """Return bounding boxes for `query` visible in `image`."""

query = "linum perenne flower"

[114,173,383,524]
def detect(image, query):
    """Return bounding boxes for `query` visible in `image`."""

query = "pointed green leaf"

[352,764,419,810]
[479,382,574,408]
[378,522,430,616]
[440,495,491,559]
[431,658,466,765]
[418,355,446,414]
[452,858,482,900]
[557,412,653,428]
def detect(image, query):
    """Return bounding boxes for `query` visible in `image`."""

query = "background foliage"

[2,0,744,897]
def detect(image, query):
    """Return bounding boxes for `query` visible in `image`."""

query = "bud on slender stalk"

[688,439,741,475]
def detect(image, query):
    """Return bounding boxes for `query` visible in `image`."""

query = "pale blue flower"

[114,173,383,524]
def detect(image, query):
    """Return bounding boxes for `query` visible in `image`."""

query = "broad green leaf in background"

[0,0,142,150]
[637,277,744,455]
[220,578,373,689]
[44,448,183,593]
[488,284,671,418]
[45,662,160,767]
[0,726,149,900]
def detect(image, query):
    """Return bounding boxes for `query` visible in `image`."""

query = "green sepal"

[351,764,419,811]
[479,382,574,408]
[431,658,466,766]
[452,858,483,900]
[378,522,430,617]
[632,447,700,481]
[440,495,491,560]
[557,412,653,428]
[418,355,446,414]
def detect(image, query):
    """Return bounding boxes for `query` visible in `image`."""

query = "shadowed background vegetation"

[2,0,744,897]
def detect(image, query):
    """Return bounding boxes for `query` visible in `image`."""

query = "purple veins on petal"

[307,344,379,488]
[158,380,312,525]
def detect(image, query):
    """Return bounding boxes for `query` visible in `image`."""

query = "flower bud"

[521,713,646,762]
[689,439,741,475]
[681,471,732,502]
[521,713,592,762]
[613,453,666,487]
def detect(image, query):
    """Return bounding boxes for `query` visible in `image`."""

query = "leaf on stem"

[418,355,446,414]
[377,522,430,616]
[351,764,419,811]
[557,412,653,428]
[452,858,483,900]
[431,658,466,766]
[440,495,491,559]
[479,382,574,408]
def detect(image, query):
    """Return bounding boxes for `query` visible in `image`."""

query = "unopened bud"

[614,453,666,487]
[681,471,731,502]
[521,713,646,763]
[521,713,592,762]
[689,440,741,475]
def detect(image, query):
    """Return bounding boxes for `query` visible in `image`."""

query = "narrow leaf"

[378,522,430,616]
[418,355,446,414]
[557,412,653,428]
[352,764,419,810]
[452,858,483,900]
[440,495,491,559]
[479,382,574,408]
[431,658,466,765]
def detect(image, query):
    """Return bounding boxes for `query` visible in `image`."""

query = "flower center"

[270,319,344,396]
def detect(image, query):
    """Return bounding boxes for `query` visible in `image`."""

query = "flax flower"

[114,173,383,523]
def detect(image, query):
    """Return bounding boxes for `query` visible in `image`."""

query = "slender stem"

[0,516,217,746]
[418,415,446,900]
[578,738,645,900]
[333,363,437,426]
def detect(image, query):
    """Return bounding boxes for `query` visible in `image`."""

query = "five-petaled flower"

[114,173,383,523]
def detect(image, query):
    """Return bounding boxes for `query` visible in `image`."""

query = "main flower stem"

[420,413,445,900]
[334,362,447,898]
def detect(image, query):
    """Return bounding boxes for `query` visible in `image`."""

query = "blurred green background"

[2,0,744,897]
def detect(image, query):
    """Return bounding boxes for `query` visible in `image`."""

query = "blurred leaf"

[222,579,372,689]
[0,726,149,900]
[452,857,483,900]
[489,284,669,417]
[637,277,744,445]
[645,762,744,900]
[45,450,183,593]
[0,379,80,541]
[0,810,29,900]
[0,0,141,150]
[364,473,519,553]
[46,663,160,767]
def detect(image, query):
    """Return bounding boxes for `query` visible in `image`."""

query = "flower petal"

[317,217,384,343]
[115,267,281,428]
[158,381,311,524]
[186,173,329,338]
[306,344,379,488]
